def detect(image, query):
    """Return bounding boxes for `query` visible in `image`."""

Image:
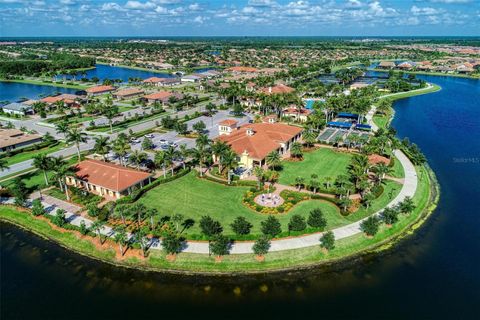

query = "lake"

[55,64,175,82]
[0,81,79,103]
[1,74,480,319]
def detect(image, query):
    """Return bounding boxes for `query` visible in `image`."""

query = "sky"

[0,0,479,37]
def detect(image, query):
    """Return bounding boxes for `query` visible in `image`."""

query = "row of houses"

[377,60,478,74]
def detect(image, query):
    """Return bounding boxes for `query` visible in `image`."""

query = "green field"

[278,147,352,186]
[137,171,345,237]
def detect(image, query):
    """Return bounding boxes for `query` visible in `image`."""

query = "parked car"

[144,134,154,139]
[169,142,178,148]
[159,139,168,145]
[130,139,141,144]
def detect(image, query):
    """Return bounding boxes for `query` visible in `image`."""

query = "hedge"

[88,109,166,130]
[198,172,257,187]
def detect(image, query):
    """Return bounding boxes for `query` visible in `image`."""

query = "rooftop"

[73,159,152,192]
[0,129,41,149]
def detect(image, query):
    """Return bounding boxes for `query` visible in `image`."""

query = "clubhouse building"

[66,159,152,200]
[217,119,303,169]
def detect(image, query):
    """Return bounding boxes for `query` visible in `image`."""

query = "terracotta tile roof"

[86,85,115,94]
[260,84,295,95]
[226,66,258,73]
[73,160,152,192]
[219,119,238,126]
[114,88,144,97]
[143,77,164,83]
[143,91,173,100]
[218,123,303,161]
[0,129,41,149]
[283,107,311,115]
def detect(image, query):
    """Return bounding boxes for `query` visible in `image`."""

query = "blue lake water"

[56,64,174,82]
[0,81,79,103]
[1,74,480,319]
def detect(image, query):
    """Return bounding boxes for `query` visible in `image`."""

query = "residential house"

[1,102,34,116]
[85,85,116,96]
[66,159,153,200]
[0,129,42,152]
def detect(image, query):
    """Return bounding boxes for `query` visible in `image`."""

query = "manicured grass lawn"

[278,147,352,186]
[373,115,389,130]
[4,142,66,166]
[390,156,405,178]
[137,171,345,237]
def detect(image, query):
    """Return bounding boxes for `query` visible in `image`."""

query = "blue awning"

[327,121,352,128]
[356,124,372,130]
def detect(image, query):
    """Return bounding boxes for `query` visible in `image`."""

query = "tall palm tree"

[302,130,317,147]
[373,163,392,184]
[93,136,110,161]
[129,150,147,169]
[66,128,87,162]
[253,166,265,189]
[154,151,168,178]
[33,154,52,186]
[164,146,179,176]
[220,149,238,183]
[52,157,74,201]
[101,103,119,134]
[90,220,107,244]
[113,226,128,256]
[55,120,69,140]
[178,144,189,170]
[211,140,229,172]
[112,137,130,166]
[265,151,281,170]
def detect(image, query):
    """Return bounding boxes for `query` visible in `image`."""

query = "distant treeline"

[0,53,95,76]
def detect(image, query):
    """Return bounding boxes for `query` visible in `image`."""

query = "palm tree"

[211,140,229,172]
[220,149,238,183]
[130,203,147,229]
[112,137,130,166]
[33,154,52,186]
[144,208,158,230]
[290,142,303,159]
[66,128,87,162]
[90,220,107,244]
[264,170,279,193]
[113,226,128,256]
[51,157,74,201]
[55,120,69,140]
[373,163,392,184]
[265,151,281,170]
[164,146,179,176]
[101,102,119,134]
[129,150,147,169]
[302,130,317,147]
[178,144,189,169]
[93,136,110,161]
[295,176,305,190]
[113,204,129,226]
[253,166,265,189]
[154,151,168,178]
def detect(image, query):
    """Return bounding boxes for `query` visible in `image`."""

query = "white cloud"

[125,1,156,10]
[411,6,441,16]
[248,0,277,7]
[101,2,124,11]
[193,15,209,24]
[188,3,200,11]
[59,0,75,5]
[429,0,472,3]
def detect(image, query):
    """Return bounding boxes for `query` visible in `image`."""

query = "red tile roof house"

[40,94,83,107]
[217,121,303,169]
[66,160,153,200]
[260,84,295,95]
[143,91,184,105]
[282,107,312,122]
[113,88,144,100]
[143,77,181,87]
[85,85,116,96]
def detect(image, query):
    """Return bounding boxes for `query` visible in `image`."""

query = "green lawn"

[137,171,345,237]
[279,148,352,186]
[373,115,389,130]
[390,156,405,178]
[4,142,66,166]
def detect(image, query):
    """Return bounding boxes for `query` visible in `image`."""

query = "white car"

[130,139,141,144]
[144,134,155,139]
[159,139,168,145]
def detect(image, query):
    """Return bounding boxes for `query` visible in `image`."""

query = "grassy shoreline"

[0,163,439,274]
[370,68,480,80]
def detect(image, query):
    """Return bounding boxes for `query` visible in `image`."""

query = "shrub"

[320,231,335,251]
[209,234,231,256]
[307,208,327,229]
[79,220,89,235]
[199,215,223,237]
[261,216,282,237]
[230,216,253,236]
[288,214,307,232]
[360,216,380,236]
[161,233,183,255]
[31,199,45,216]
[252,235,271,256]
[380,207,399,225]
[52,209,66,227]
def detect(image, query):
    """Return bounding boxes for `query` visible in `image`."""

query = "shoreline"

[0,78,90,90]
[0,163,439,275]
[369,68,480,80]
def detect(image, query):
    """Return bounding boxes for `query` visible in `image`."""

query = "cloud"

[411,6,442,15]
[59,0,76,5]
[429,0,472,3]
[188,3,200,11]
[101,2,124,11]
[193,15,209,24]
[125,1,156,10]
[248,0,277,7]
